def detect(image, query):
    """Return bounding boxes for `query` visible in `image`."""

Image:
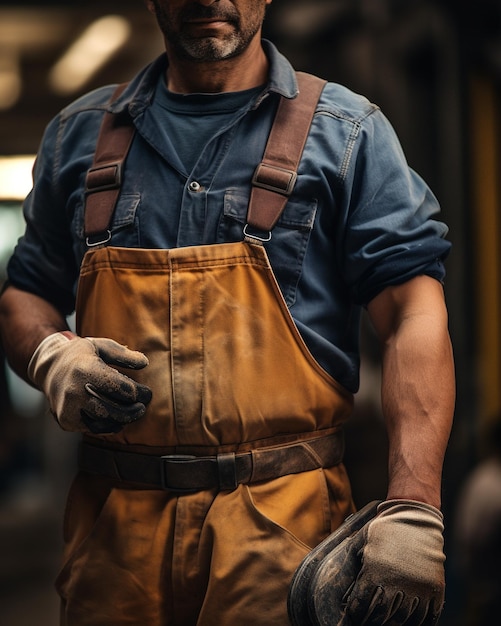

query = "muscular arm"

[0,285,70,383]
[367,275,455,509]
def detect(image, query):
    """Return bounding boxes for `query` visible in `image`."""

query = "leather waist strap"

[78,432,344,493]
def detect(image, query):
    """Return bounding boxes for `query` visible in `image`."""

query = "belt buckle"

[160,454,199,493]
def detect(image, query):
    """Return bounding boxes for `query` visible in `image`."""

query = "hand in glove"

[28,332,152,434]
[345,500,445,626]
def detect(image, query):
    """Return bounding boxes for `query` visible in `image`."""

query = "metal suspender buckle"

[252,163,297,196]
[85,230,112,247]
[243,224,272,243]
[85,161,123,194]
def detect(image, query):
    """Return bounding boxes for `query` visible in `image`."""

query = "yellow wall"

[470,75,501,421]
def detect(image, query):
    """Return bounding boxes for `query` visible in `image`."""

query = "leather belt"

[78,431,344,493]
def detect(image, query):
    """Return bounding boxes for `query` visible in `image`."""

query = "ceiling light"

[49,15,131,96]
[274,1,345,38]
[0,51,21,110]
[0,155,36,201]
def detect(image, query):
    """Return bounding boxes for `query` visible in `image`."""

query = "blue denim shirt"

[7,41,450,392]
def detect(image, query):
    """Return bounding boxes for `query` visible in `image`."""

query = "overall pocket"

[56,472,172,625]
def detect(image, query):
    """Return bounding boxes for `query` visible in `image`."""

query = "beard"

[149,1,266,62]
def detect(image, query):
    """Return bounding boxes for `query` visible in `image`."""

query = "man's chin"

[177,36,242,62]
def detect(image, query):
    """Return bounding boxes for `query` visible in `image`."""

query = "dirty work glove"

[28,332,152,434]
[345,500,445,626]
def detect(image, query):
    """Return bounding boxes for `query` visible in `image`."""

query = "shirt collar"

[261,39,299,99]
[108,39,299,117]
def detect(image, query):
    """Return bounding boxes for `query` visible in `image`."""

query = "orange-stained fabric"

[75,242,352,447]
[57,240,355,625]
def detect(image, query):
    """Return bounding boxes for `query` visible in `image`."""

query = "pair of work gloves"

[28,332,445,626]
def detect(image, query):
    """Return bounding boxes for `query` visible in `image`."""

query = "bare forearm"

[380,314,454,508]
[368,276,455,509]
[0,285,69,383]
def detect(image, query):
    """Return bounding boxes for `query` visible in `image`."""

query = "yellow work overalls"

[56,75,355,626]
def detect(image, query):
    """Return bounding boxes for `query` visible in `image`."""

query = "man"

[0,1,455,624]
[453,416,501,624]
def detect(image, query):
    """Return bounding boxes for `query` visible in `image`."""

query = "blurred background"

[0,0,499,624]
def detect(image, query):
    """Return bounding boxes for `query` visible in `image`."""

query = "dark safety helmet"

[287,500,381,626]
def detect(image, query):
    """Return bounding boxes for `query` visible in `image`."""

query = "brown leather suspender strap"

[246,72,326,235]
[84,83,134,245]
[83,73,326,243]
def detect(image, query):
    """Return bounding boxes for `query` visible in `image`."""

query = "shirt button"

[189,181,202,192]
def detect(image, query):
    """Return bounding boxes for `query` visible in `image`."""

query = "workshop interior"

[0,1,500,624]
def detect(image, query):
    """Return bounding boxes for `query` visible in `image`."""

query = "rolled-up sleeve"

[339,109,451,306]
[7,115,81,315]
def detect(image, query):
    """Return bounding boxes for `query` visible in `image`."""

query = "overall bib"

[56,75,355,626]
